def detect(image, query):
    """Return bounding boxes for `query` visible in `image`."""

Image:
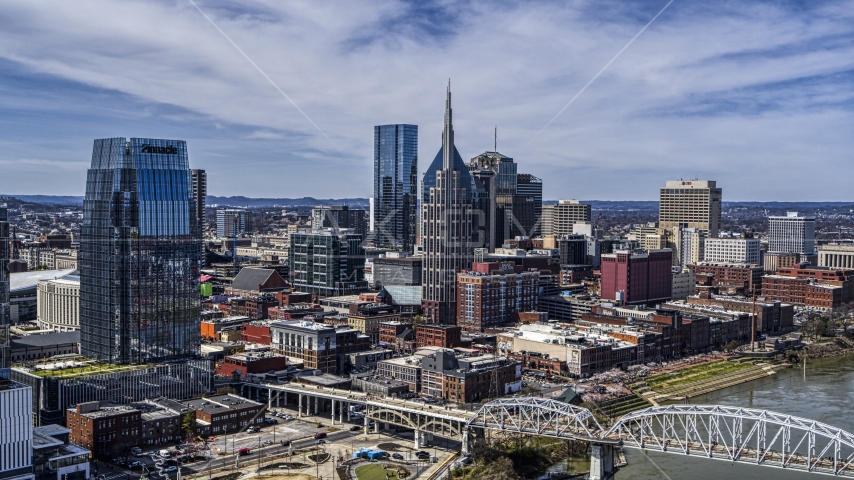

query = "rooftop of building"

[201,315,251,324]
[69,403,140,419]
[354,375,410,388]
[10,331,80,349]
[11,268,75,293]
[693,261,759,268]
[293,371,351,386]
[183,394,263,414]
[378,355,423,368]
[225,351,286,362]
[230,267,285,292]
[18,358,154,378]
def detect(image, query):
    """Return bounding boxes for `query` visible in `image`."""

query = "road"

[113,420,365,480]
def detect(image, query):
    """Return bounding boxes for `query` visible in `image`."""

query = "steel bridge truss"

[365,404,467,439]
[606,405,854,476]
[467,397,605,441]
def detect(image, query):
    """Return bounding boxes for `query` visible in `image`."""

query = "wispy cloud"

[0,0,851,200]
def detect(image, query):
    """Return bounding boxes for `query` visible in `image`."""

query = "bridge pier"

[589,444,615,480]
[298,394,303,418]
[414,430,422,449]
[364,414,369,438]
[331,399,336,425]
[461,426,471,456]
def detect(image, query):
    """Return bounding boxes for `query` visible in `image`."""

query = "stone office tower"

[80,138,202,364]
[421,85,474,324]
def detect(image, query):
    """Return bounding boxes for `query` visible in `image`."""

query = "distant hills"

[1,195,85,206]
[206,196,371,208]
[3,194,851,210]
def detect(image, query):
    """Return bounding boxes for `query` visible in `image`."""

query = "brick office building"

[687,295,794,334]
[420,349,521,403]
[378,322,416,353]
[416,324,462,349]
[215,352,288,377]
[231,296,279,320]
[183,395,266,436]
[456,267,539,332]
[690,262,763,291]
[67,402,140,459]
[600,249,673,305]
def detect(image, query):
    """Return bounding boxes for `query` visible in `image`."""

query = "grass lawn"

[355,464,400,480]
[645,361,752,391]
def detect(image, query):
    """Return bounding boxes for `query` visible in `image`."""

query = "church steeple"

[442,80,454,170]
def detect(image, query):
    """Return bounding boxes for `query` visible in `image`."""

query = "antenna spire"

[442,80,454,170]
[494,126,497,152]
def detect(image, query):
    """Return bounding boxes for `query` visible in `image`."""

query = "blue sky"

[0,0,852,201]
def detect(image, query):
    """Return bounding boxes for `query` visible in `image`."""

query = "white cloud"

[0,0,851,200]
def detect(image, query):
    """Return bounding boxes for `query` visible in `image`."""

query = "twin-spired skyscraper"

[420,85,475,324]
[80,138,202,364]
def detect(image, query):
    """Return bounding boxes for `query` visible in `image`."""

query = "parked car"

[314,432,327,439]
[350,426,361,432]
[392,453,404,460]
[263,440,273,445]
[128,462,144,469]
[416,452,430,459]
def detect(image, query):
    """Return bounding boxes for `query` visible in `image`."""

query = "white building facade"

[704,238,761,265]
[768,212,815,254]
[36,272,80,332]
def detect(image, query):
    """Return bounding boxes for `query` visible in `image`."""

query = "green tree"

[181,411,197,436]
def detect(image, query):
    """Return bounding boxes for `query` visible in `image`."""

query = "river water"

[615,353,854,479]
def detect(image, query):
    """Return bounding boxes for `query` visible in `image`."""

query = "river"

[614,353,854,479]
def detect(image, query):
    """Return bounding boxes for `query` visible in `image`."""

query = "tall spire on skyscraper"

[442,79,454,170]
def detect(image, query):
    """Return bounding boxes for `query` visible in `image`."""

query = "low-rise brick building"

[216,352,288,378]
[183,394,266,436]
[66,402,140,459]
[416,324,462,349]
[690,262,763,291]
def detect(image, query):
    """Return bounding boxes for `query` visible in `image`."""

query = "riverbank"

[632,360,789,405]
[801,335,854,360]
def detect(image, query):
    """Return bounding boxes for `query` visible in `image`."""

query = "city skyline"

[0,1,851,201]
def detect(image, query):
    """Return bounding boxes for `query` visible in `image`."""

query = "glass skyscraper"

[373,124,417,251]
[80,138,202,364]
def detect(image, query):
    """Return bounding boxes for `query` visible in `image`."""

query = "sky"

[0,0,852,201]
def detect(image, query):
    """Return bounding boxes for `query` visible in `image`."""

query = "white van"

[159,449,172,458]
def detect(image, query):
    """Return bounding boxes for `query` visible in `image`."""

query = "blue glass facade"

[421,145,474,204]
[373,125,418,250]
[80,138,201,364]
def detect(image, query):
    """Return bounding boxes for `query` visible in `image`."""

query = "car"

[392,453,404,460]
[415,452,430,459]
[263,440,273,445]
[281,440,291,446]
[128,462,144,469]
[315,439,326,445]
[163,467,177,473]
[350,426,361,431]
[314,432,327,440]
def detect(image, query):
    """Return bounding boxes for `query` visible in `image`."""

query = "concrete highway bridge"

[242,382,854,479]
